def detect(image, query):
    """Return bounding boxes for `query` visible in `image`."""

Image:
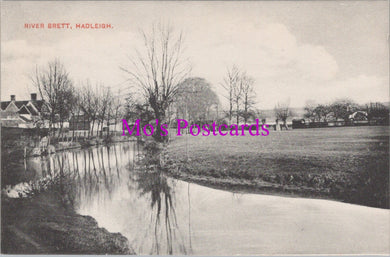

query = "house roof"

[0,100,44,113]
[18,105,31,115]
[19,115,32,122]
[1,101,28,109]
[31,100,45,112]
[26,105,39,115]
[0,102,8,110]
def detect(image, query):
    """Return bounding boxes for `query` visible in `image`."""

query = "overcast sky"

[1,1,388,109]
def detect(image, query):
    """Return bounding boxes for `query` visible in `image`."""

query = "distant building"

[69,114,90,131]
[0,94,45,127]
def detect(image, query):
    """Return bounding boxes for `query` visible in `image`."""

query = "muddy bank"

[1,192,134,254]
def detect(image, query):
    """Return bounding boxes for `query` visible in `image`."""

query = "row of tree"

[221,66,256,124]
[33,23,387,144]
[303,99,389,122]
[33,60,124,141]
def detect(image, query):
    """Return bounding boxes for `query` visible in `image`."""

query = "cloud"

[327,75,389,104]
[1,18,386,109]
[294,45,338,81]
[2,40,41,61]
[1,31,137,100]
[187,22,341,108]
[190,22,338,78]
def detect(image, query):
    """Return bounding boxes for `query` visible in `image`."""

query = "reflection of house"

[0,94,45,127]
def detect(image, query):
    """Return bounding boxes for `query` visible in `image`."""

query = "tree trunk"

[244,95,248,124]
[90,119,94,137]
[229,102,232,124]
[236,98,240,124]
[151,106,167,143]
[71,113,75,141]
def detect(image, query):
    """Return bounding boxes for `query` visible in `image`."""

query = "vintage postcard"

[1,0,389,255]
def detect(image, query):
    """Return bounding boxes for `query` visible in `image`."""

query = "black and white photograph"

[1,1,389,255]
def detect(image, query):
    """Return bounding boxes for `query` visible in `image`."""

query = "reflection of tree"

[29,144,131,210]
[187,183,192,252]
[134,165,188,254]
[19,142,191,255]
[127,143,190,254]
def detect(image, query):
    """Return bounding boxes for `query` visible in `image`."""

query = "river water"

[3,142,389,255]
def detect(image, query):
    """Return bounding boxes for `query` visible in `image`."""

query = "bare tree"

[232,76,243,124]
[96,85,114,137]
[239,73,255,124]
[78,80,99,138]
[121,23,191,142]
[110,93,125,134]
[32,59,73,143]
[221,65,240,124]
[222,66,256,124]
[68,88,81,141]
[274,99,291,130]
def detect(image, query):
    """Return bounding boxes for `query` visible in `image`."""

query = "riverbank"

[162,126,389,208]
[1,137,138,254]
[2,191,134,254]
[1,126,137,159]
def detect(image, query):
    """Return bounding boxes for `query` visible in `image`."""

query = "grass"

[163,126,389,208]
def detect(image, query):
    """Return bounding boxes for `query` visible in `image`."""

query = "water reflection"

[132,169,188,254]
[2,142,389,255]
[4,142,191,255]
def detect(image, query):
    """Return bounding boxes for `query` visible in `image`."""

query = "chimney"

[31,93,37,101]
[10,95,15,101]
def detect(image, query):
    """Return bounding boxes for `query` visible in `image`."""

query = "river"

[2,142,389,255]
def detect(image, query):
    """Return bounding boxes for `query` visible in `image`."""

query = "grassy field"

[163,126,389,208]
